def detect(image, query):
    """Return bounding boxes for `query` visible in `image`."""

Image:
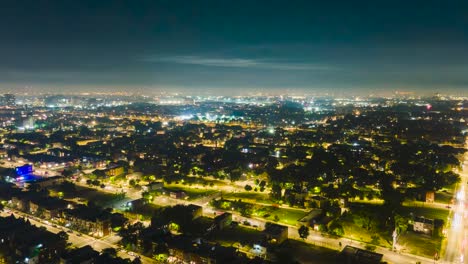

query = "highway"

[444,138,468,264]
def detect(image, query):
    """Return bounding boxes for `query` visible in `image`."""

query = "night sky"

[1,0,467,95]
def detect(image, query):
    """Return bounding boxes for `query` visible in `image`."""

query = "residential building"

[142,181,164,192]
[63,205,112,237]
[263,222,288,244]
[170,190,187,199]
[214,212,232,230]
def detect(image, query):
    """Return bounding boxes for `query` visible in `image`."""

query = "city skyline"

[1,0,468,95]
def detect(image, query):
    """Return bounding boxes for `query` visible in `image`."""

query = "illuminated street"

[444,139,468,264]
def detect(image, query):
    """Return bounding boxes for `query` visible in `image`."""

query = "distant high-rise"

[3,94,16,107]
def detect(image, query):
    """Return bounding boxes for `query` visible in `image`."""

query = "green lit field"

[399,206,450,220]
[222,191,273,205]
[253,206,307,226]
[163,184,218,200]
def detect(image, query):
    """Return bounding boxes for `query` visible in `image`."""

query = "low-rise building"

[104,164,125,177]
[11,195,29,211]
[60,245,99,264]
[142,181,164,192]
[170,190,187,199]
[167,236,245,264]
[413,216,443,236]
[187,204,203,219]
[214,212,232,230]
[263,222,288,244]
[308,196,330,209]
[63,205,112,237]
[0,215,67,264]
[27,176,65,190]
[29,196,70,219]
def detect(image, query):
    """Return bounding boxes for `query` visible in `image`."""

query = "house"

[214,212,232,230]
[167,236,245,264]
[0,148,8,158]
[33,176,65,190]
[29,196,70,219]
[11,196,29,211]
[170,190,187,199]
[0,215,67,264]
[187,204,203,219]
[263,223,288,244]
[340,245,383,264]
[425,191,435,203]
[60,245,99,264]
[128,198,148,209]
[104,164,124,177]
[142,181,164,192]
[413,216,443,236]
[298,209,323,228]
[308,196,330,209]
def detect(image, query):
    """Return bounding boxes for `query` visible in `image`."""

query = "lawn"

[341,203,448,258]
[253,206,307,226]
[163,184,218,200]
[222,191,273,205]
[435,190,455,204]
[338,218,391,248]
[398,231,442,258]
[399,206,450,221]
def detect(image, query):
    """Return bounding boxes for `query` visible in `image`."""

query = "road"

[444,138,468,264]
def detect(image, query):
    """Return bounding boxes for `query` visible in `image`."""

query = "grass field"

[398,231,442,258]
[338,218,391,248]
[163,184,218,200]
[399,206,450,220]
[222,191,273,205]
[253,206,307,226]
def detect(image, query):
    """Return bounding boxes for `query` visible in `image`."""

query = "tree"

[229,168,243,182]
[102,248,117,258]
[328,220,344,236]
[298,225,310,240]
[60,181,76,194]
[273,215,280,222]
[132,257,142,264]
[57,231,69,241]
[129,179,136,187]
[270,184,282,200]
